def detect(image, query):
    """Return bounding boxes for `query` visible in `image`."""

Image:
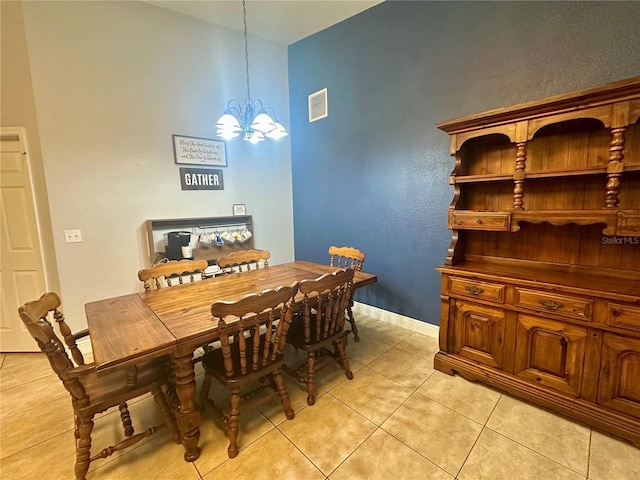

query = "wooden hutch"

[434,77,640,446]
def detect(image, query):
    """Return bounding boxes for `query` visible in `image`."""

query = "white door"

[0,128,46,351]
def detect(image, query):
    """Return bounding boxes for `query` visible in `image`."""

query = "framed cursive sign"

[172,134,227,166]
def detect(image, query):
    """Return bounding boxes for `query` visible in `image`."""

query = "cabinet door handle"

[465,286,484,295]
[539,299,563,310]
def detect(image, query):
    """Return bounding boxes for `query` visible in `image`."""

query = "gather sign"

[179,167,224,190]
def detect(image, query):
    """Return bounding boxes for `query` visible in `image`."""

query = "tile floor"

[1,314,639,479]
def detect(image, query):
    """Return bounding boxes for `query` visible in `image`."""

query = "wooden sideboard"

[434,77,640,447]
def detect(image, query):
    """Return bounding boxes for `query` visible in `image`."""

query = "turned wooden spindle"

[513,141,527,210]
[119,403,134,437]
[604,127,625,209]
[54,308,84,366]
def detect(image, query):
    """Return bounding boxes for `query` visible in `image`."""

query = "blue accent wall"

[288,1,640,326]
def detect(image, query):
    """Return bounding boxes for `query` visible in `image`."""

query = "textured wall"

[289,1,640,325]
[18,1,293,330]
[0,2,60,296]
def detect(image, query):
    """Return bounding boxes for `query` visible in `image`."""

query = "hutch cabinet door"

[514,314,587,397]
[597,333,640,418]
[453,301,505,369]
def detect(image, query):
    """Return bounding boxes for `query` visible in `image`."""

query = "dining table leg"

[171,351,201,461]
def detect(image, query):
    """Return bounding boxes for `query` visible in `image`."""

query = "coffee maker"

[165,231,192,260]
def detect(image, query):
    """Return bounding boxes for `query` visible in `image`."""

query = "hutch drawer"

[606,302,640,333]
[450,211,511,231]
[449,277,506,303]
[616,212,640,236]
[514,288,593,321]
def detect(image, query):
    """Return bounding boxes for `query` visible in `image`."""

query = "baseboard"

[352,302,439,340]
[76,337,93,356]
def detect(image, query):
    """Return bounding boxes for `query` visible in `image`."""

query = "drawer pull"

[476,218,482,224]
[465,286,484,295]
[539,299,564,310]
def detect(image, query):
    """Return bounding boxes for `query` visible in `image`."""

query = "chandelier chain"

[215,0,287,141]
[243,0,251,103]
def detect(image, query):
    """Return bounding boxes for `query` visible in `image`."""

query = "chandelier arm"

[254,99,268,113]
[226,105,243,120]
[226,99,243,112]
[261,105,279,121]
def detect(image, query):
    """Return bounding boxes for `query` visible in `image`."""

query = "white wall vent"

[308,88,328,123]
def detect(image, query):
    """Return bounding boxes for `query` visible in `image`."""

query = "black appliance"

[165,231,191,260]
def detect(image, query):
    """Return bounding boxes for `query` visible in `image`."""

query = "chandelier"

[215,0,288,144]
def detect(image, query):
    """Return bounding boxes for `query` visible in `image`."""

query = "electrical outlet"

[64,230,82,243]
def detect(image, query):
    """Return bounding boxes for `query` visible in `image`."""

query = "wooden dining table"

[85,261,377,461]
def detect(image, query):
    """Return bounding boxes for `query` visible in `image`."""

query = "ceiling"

[143,0,383,45]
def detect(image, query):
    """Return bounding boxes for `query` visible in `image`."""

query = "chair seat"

[201,335,284,387]
[285,314,346,352]
[77,358,170,416]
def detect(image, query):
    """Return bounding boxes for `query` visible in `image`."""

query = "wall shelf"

[145,215,254,266]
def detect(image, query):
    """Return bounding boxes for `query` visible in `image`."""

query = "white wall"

[20,1,294,330]
[1,1,61,300]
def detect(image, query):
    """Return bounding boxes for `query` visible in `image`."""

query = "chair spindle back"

[212,283,298,378]
[138,259,208,290]
[299,268,355,344]
[328,246,365,271]
[217,249,270,274]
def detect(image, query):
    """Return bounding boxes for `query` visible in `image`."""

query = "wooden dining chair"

[283,268,355,406]
[137,259,209,290]
[18,292,180,480]
[198,283,298,458]
[138,258,212,363]
[217,249,270,274]
[328,246,365,341]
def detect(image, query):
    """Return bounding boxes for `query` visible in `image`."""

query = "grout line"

[455,425,485,478]
[408,387,486,428]
[0,424,76,463]
[321,388,455,478]
[325,425,379,478]
[275,421,331,478]
[370,373,452,475]
[586,428,592,479]
[483,425,590,478]
[378,423,452,479]
[483,392,503,426]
